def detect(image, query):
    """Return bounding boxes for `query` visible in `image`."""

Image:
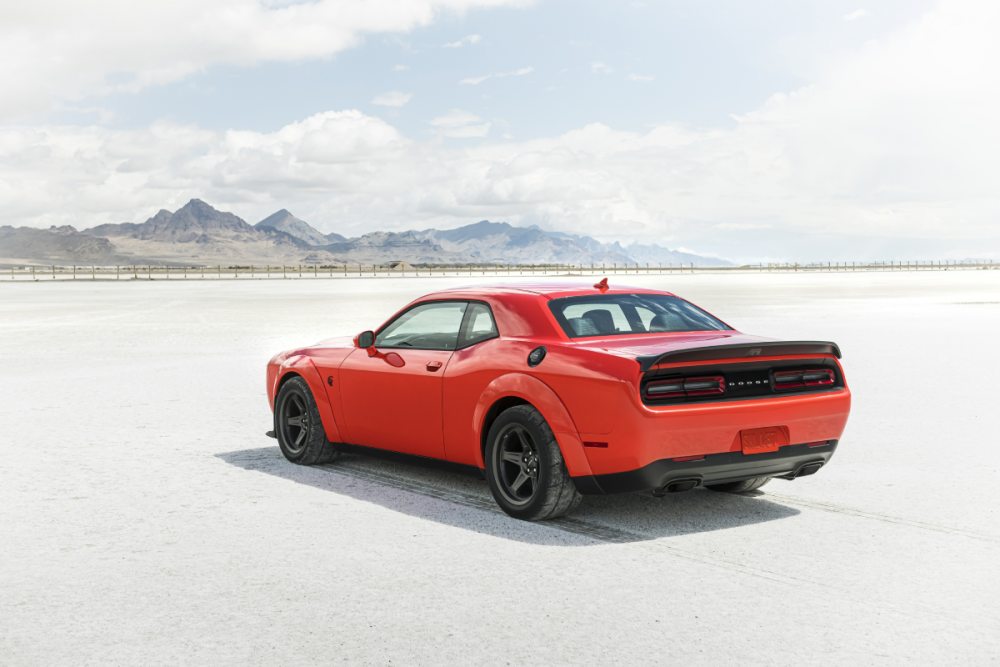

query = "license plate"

[741,427,782,454]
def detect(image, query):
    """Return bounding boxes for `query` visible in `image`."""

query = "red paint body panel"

[340,347,453,458]
[265,282,853,483]
[273,355,343,444]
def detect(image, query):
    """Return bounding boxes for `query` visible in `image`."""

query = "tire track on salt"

[314,458,996,623]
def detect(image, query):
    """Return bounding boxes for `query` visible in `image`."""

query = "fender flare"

[472,373,593,478]
[275,356,343,443]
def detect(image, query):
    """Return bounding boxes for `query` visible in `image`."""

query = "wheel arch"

[472,373,593,478]
[275,356,343,443]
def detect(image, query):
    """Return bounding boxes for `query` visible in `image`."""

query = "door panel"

[339,348,453,458]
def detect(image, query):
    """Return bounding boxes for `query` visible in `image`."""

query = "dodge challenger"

[266,280,851,520]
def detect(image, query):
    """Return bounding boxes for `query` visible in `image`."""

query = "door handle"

[426,361,443,372]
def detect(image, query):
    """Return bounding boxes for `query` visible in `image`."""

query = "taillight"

[645,380,685,399]
[645,376,725,400]
[772,368,835,391]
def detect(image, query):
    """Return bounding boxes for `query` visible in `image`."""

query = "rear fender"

[473,373,593,477]
[276,356,343,443]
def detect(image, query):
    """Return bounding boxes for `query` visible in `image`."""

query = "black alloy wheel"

[280,391,311,456]
[493,424,540,506]
[484,405,582,521]
[274,376,339,465]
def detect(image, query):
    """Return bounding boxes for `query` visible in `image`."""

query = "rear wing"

[636,341,842,372]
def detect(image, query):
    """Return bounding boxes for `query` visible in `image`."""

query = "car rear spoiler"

[636,341,842,372]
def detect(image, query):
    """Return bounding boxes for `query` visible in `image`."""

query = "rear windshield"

[549,294,731,338]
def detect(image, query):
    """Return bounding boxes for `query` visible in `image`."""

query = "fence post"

[73,265,76,280]
[53,265,56,279]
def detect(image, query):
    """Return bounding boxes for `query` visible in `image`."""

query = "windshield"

[548,294,731,338]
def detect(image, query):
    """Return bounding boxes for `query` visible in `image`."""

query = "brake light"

[645,376,725,400]
[772,368,835,390]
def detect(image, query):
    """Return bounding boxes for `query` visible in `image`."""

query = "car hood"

[312,335,357,348]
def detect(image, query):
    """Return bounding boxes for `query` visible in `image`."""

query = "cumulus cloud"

[370,91,413,107]
[428,109,491,137]
[443,34,482,47]
[843,9,869,21]
[459,66,533,85]
[1,0,999,260]
[0,0,532,119]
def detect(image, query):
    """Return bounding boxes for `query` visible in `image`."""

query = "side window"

[375,301,468,350]
[458,302,499,348]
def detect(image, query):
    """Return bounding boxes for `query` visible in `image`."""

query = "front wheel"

[705,477,771,493]
[274,377,339,465]
[485,405,582,521]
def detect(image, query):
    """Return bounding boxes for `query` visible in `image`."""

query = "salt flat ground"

[2,271,999,666]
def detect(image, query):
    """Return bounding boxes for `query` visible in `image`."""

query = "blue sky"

[55,1,935,138]
[2,0,997,262]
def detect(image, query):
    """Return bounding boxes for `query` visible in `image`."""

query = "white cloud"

[0,0,531,120]
[428,109,491,137]
[843,9,869,21]
[2,0,1000,260]
[443,34,482,47]
[459,66,533,85]
[370,91,413,107]
[715,223,772,231]
[591,61,613,74]
[626,73,654,82]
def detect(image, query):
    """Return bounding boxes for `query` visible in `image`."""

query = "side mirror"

[356,330,375,349]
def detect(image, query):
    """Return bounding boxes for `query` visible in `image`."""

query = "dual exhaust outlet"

[655,461,825,496]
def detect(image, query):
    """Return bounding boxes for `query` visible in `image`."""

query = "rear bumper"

[572,440,838,495]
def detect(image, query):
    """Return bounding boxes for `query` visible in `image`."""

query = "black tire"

[705,477,771,493]
[485,405,582,521]
[274,377,339,465]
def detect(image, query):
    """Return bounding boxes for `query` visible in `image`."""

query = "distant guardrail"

[0,260,996,281]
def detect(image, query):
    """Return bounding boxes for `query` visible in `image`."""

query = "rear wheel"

[485,405,582,521]
[275,377,339,465]
[705,477,771,493]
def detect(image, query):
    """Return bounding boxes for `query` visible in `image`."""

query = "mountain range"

[0,199,732,267]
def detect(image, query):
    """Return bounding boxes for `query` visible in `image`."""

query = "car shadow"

[217,446,801,546]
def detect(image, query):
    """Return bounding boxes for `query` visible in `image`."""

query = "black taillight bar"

[772,368,835,390]
[645,375,725,401]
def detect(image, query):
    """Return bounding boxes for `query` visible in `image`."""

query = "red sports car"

[266,280,851,520]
